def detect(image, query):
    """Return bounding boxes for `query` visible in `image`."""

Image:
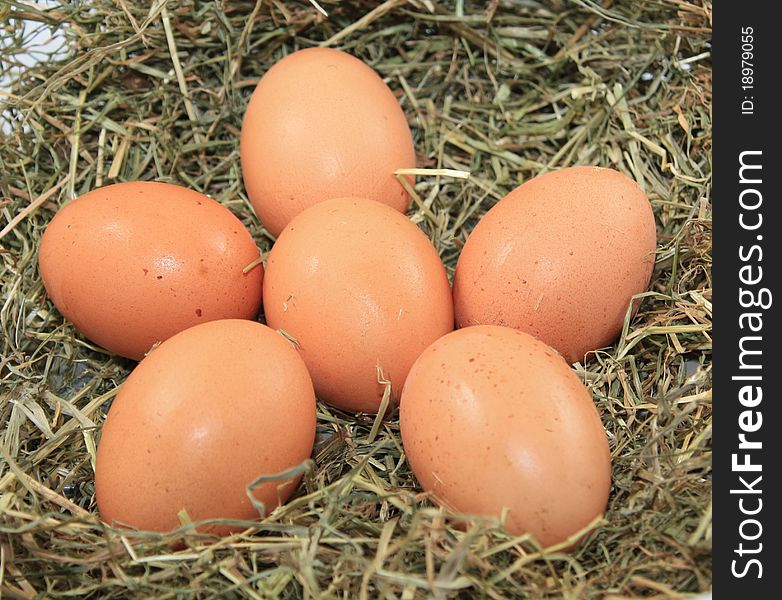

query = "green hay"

[1,0,711,597]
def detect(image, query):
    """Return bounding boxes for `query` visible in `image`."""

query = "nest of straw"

[1,0,711,597]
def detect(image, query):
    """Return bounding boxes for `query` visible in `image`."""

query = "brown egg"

[453,166,657,363]
[263,197,453,413]
[38,181,263,360]
[95,319,316,535]
[240,48,416,237]
[400,325,611,548]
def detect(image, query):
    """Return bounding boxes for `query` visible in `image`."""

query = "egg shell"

[400,325,611,548]
[95,319,316,535]
[452,166,657,364]
[38,181,263,360]
[240,48,416,237]
[263,197,454,413]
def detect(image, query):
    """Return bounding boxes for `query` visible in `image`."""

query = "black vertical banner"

[713,3,779,597]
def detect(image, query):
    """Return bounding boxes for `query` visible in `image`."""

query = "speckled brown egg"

[263,197,454,413]
[240,48,416,237]
[38,181,263,360]
[95,319,316,535]
[400,325,612,548]
[452,166,657,364]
